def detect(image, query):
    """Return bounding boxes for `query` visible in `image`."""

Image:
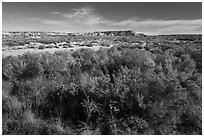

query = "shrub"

[38,45,45,50]
[3,53,43,81]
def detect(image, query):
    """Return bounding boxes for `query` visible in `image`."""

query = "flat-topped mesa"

[95,30,135,36]
[83,30,146,36]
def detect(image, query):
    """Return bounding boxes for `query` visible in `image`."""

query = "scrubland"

[2,35,202,134]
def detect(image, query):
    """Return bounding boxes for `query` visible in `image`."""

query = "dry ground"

[2,45,108,57]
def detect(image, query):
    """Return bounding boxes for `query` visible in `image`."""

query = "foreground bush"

[2,44,202,134]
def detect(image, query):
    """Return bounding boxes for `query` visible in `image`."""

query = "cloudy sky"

[2,2,202,34]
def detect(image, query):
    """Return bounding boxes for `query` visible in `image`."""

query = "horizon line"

[2,30,202,36]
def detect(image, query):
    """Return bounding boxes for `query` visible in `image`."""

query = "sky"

[2,2,202,35]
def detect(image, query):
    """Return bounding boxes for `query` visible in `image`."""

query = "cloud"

[51,7,201,34]
[42,20,67,25]
[28,7,201,34]
[110,19,202,34]
[52,7,107,26]
[26,17,40,21]
[26,17,67,26]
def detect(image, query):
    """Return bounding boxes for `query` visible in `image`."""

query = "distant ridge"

[3,30,147,37]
